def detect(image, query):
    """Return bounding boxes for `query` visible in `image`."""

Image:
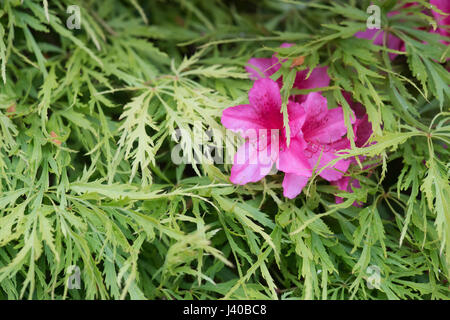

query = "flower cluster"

[430,0,450,48]
[221,45,372,199]
[356,1,450,59]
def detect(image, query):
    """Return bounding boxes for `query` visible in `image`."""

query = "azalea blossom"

[356,1,450,59]
[221,78,311,185]
[342,92,373,149]
[245,43,330,93]
[355,10,404,60]
[331,92,373,205]
[355,28,404,60]
[221,78,354,199]
[430,0,450,44]
[282,93,354,199]
[223,44,376,199]
[332,176,362,205]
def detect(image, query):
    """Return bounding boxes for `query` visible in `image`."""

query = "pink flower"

[224,44,357,199]
[282,93,354,198]
[332,175,365,207]
[355,9,404,60]
[331,93,374,205]
[356,2,449,60]
[221,78,311,185]
[430,0,450,43]
[342,92,373,149]
[245,43,330,92]
[355,29,404,60]
[221,78,353,199]
[245,43,291,81]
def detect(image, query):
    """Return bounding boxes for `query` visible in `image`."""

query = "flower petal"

[282,173,309,199]
[431,0,450,32]
[245,43,294,81]
[354,114,372,148]
[301,93,351,144]
[332,176,362,206]
[355,29,383,44]
[248,78,283,126]
[301,92,327,123]
[333,176,351,192]
[294,66,330,90]
[342,91,366,118]
[355,29,404,60]
[318,155,350,181]
[221,104,265,134]
[279,43,294,48]
[230,140,275,185]
[307,141,351,182]
[245,57,279,80]
[277,137,311,176]
[385,33,404,60]
[287,100,306,137]
[304,107,349,144]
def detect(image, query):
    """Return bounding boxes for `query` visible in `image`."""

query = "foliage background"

[0,0,449,299]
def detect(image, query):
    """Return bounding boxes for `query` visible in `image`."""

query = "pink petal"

[332,176,363,206]
[279,43,294,48]
[230,140,275,185]
[332,176,350,204]
[385,33,404,60]
[286,100,306,137]
[248,78,283,127]
[221,104,265,134]
[333,176,351,192]
[277,137,312,177]
[355,29,404,60]
[301,93,352,144]
[341,91,373,147]
[245,57,279,80]
[301,92,328,123]
[282,173,310,199]
[304,107,350,145]
[294,66,331,90]
[430,0,450,38]
[342,91,366,118]
[306,138,351,181]
[355,29,382,44]
[354,114,372,148]
[315,152,350,181]
[335,196,344,204]
[430,0,450,24]
[245,43,294,81]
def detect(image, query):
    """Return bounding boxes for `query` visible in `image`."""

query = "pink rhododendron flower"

[355,28,404,60]
[332,176,363,206]
[223,44,375,199]
[245,43,330,93]
[342,92,372,149]
[245,43,292,81]
[430,0,450,43]
[221,78,354,199]
[356,2,450,59]
[281,93,354,199]
[221,78,311,185]
[355,10,404,60]
[331,93,373,205]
